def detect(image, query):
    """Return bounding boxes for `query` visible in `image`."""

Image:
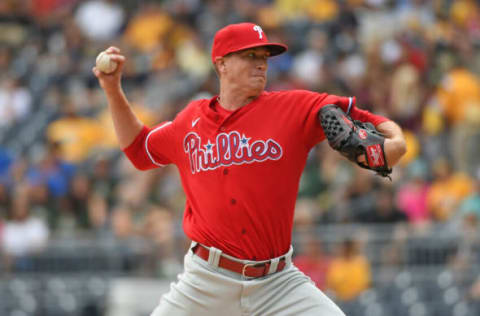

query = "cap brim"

[228,42,288,57]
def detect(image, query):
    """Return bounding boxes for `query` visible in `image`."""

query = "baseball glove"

[319,104,392,179]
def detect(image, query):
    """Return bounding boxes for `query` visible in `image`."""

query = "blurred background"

[1,0,480,315]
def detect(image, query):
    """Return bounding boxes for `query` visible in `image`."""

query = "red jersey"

[124,90,388,260]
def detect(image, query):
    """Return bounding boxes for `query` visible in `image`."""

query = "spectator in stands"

[109,203,147,272]
[397,129,420,167]
[110,204,134,240]
[326,238,371,301]
[142,204,181,277]
[26,141,76,199]
[345,169,376,222]
[88,154,118,206]
[293,235,330,290]
[87,193,109,239]
[0,177,7,244]
[424,64,480,174]
[377,225,408,283]
[296,144,330,199]
[0,47,11,73]
[29,0,77,23]
[74,0,125,42]
[0,77,32,128]
[293,197,319,228]
[175,32,211,81]
[389,53,423,129]
[7,157,29,189]
[457,171,480,227]
[67,172,92,229]
[28,179,55,229]
[447,172,480,269]
[469,275,480,303]
[427,157,474,222]
[0,181,9,217]
[46,99,103,163]
[0,147,12,183]
[396,159,431,225]
[358,185,407,224]
[123,2,173,53]
[2,184,49,269]
[291,27,328,90]
[25,142,76,232]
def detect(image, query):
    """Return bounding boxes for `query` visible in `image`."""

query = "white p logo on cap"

[211,23,287,63]
[253,25,263,39]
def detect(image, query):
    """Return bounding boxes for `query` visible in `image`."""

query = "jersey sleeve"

[301,92,390,149]
[122,121,176,170]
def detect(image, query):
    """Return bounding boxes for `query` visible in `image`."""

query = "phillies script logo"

[184,131,283,174]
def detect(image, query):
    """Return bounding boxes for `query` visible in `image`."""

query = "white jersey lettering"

[184,131,282,174]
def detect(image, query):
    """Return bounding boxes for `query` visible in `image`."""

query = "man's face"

[218,47,270,95]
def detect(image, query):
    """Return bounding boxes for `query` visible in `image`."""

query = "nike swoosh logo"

[192,117,200,128]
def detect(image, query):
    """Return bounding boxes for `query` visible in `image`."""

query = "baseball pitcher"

[93,23,406,316]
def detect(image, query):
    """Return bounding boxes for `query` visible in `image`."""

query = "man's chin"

[250,79,266,92]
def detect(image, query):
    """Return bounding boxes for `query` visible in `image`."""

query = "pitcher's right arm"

[92,46,143,149]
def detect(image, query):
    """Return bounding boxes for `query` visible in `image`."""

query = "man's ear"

[215,57,226,73]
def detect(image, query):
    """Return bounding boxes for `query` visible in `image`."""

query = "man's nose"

[256,60,267,70]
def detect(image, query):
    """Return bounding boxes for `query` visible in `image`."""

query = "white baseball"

[96,51,118,74]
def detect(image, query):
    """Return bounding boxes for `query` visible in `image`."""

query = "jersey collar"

[204,92,267,121]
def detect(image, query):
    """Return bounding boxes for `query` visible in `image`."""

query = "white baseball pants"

[150,243,345,316]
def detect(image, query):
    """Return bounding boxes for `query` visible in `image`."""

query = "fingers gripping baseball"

[92,46,125,90]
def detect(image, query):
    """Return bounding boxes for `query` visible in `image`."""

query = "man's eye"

[248,53,255,58]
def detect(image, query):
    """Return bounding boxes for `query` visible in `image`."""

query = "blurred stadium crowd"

[1,0,480,315]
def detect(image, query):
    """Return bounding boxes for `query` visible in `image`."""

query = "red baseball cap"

[211,23,288,63]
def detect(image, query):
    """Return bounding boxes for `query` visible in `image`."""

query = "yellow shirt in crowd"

[427,172,474,221]
[326,255,371,301]
[47,116,102,163]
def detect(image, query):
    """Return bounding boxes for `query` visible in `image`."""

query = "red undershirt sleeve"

[302,92,390,149]
[320,95,389,126]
